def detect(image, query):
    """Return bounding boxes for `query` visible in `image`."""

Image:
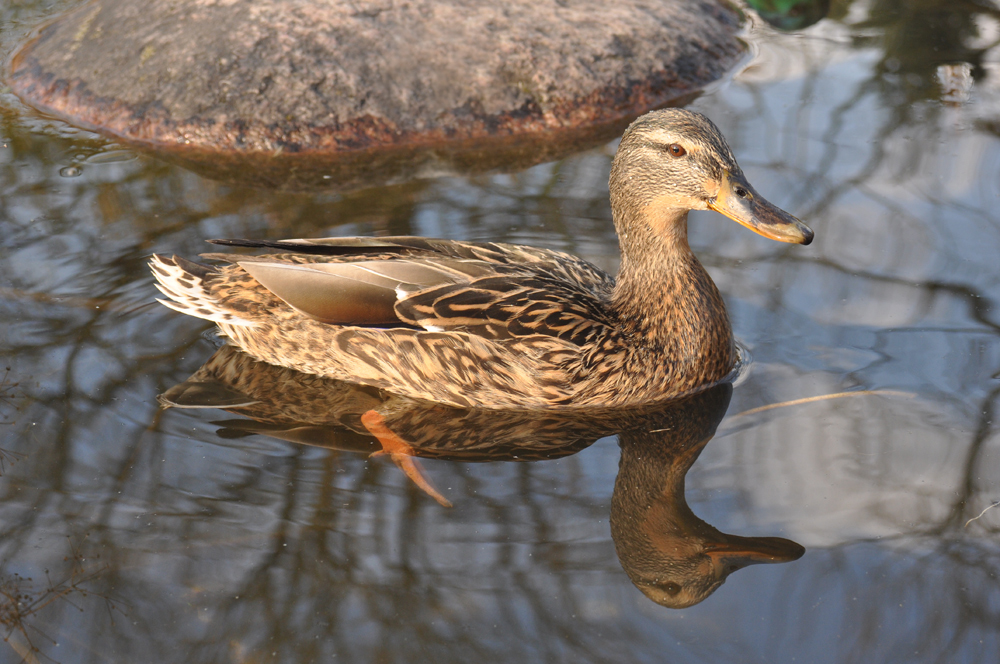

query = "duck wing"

[208,236,614,294]
[205,237,615,344]
[394,273,613,344]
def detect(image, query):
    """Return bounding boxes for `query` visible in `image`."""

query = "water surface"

[1,1,999,662]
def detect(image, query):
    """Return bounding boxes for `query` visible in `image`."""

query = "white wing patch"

[149,254,256,326]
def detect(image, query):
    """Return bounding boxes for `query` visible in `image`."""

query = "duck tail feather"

[149,254,255,326]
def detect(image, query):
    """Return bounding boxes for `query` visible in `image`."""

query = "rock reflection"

[162,345,804,608]
[156,119,642,193]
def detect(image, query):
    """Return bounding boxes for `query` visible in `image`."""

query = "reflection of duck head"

[611,384,804,608]
[163,346,803,607]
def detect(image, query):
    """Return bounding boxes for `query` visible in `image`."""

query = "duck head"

[609,108,813,246]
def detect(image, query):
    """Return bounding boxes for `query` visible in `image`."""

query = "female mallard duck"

[151,109,812,409]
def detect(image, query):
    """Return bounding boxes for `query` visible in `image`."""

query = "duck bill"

[708,171,814,245]
[704,535,806,569]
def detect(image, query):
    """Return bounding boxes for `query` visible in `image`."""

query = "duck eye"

[663,582,682,596]
[735,187,749,199]
[667,143,686,157]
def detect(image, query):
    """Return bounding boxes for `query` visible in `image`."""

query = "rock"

[9,0,743,150]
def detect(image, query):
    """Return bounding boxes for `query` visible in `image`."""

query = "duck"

[150,108,813,410]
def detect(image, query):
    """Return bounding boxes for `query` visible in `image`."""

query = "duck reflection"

[610,401,804,608]
[161,345,804,608]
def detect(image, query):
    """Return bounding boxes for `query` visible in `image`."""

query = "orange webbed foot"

[361,410,452,508]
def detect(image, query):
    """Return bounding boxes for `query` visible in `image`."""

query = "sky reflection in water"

[1,0,1000,662]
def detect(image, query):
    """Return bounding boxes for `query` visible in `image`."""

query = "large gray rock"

[9,0,744,154]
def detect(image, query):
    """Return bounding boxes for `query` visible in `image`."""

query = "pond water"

[2,1,999,662]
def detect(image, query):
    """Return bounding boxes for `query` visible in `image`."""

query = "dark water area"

[1,1,999,662]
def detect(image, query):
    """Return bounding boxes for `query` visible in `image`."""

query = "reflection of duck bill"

[628,534,807,610]
[703,535,806,570]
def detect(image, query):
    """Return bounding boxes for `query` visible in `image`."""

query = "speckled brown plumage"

[152,109,813,409]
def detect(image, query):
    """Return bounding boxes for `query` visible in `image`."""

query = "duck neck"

[611,206,735,368]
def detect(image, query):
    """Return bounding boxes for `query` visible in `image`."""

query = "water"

[2,1,999,662]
